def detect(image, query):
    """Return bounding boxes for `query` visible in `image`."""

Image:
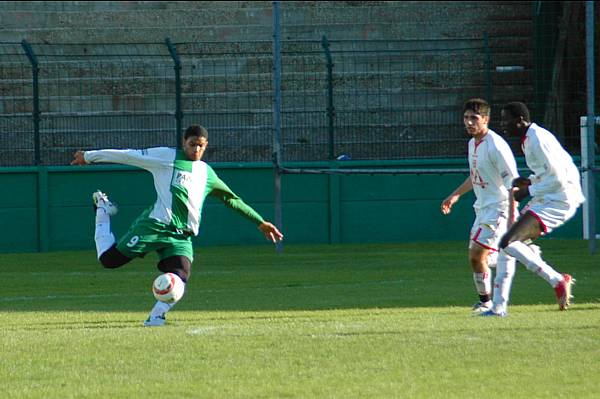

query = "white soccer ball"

[152,273,185,303]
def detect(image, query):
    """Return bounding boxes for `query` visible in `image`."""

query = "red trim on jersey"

[471,227,498,252]
[526,210,548,234]
[474,136,486,151]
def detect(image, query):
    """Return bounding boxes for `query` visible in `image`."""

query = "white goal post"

[580,115,599,243]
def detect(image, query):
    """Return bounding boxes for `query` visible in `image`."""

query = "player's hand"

[441,194,459,215]
[258,221,284,243]
[70,151,88,165]
[511,177,531,202]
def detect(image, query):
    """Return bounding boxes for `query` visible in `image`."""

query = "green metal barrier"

[0,160,592,253]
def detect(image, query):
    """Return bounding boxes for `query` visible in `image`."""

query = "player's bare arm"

[258,221,284,243]
[441,177,473,215]
[71,150,88,165]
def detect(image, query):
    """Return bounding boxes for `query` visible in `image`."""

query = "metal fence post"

[21,40,40,165]
[165,37,183,146]
[320,35,341,243]
[321,35,335,160]
[272,0,283,252]
[585,0,596,254]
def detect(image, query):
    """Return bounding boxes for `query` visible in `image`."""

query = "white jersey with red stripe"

[468,129,519,211]
[521,123,585,205]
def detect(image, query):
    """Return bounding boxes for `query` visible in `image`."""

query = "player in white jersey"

[71,125,283,326]
[441,99,519,313]
[481,102,584,316]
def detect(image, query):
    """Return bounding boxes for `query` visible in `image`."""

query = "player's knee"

[99,245,131,269]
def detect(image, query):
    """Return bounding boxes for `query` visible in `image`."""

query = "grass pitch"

[1,240,599,398]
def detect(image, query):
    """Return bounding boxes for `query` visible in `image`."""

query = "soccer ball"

[152,273,185,303]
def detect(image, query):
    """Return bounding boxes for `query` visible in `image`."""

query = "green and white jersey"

[84,147,264,235]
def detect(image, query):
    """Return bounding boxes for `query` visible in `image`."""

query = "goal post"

[580,116,599,252]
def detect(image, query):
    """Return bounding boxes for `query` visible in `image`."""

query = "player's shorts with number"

[469,205,508,252]
[116,209,194,262]
[521,197,580,235]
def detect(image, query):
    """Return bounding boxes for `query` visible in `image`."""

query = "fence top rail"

[0,38,487,59]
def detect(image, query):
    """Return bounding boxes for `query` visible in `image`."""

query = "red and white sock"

[473,271,492,302]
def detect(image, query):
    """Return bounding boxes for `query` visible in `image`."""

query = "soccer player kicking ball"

[71,125,283,326]
[481,102,585,317]
[441,98,519,314]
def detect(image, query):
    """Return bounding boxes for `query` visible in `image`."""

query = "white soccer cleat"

[472,301,493,314]
[92,190,118,216]
[143,314,166,327]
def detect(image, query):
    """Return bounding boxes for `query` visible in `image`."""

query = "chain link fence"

[0,42,34,166]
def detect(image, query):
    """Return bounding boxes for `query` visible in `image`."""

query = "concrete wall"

[0,2,532,42]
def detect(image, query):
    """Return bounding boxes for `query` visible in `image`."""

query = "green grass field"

[1,240,599,398]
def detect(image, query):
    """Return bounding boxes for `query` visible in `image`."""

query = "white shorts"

[521,198,580,235]
[469,206,508,252]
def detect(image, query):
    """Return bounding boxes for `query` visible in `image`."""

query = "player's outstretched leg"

[502,241,573,309]
[499,212,574,311]
[92,190,118,259]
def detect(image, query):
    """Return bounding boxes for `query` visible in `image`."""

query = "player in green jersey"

[71,125,283,326]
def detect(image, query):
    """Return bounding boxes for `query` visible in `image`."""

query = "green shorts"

[116,210,194,263]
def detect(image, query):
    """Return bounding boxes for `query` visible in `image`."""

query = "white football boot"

[143,314,166,327]
[92,190,118,216]
[471,301,493,314]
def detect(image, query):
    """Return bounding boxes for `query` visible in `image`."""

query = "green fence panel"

[0,168,38,251]
[0,162,592,253]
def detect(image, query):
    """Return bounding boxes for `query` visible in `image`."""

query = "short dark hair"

[502,102,531,123]
[184,125,208,140]
[463,98,491,117]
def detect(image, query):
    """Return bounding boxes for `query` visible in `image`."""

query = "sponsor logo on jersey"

[173,170,194,190]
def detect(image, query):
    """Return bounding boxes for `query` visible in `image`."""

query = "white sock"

[503,241,563,287]
[492,252,516,313]
[94,208,115,259]
[149,301,175,318]
[487,251,499,268]
[473,271,492,299]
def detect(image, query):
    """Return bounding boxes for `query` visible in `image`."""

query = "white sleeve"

[527,134,564,196]
[493,140,519,189]
[84,147,174,171]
